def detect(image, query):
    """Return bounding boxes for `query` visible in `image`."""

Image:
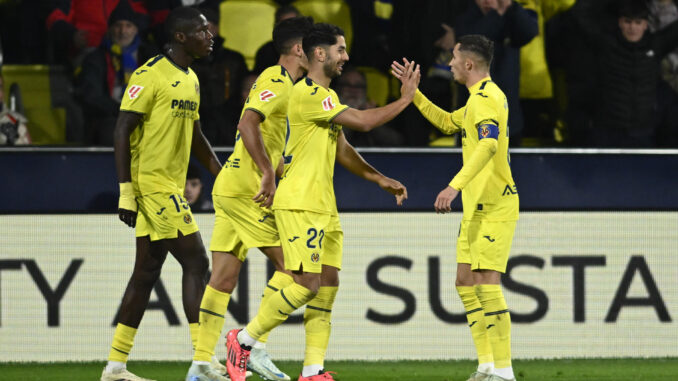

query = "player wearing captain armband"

[392,34,519,381]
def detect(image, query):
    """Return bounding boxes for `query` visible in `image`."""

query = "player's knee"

[455,276,473,288]
[132,266,162,288]
[208,269,238,293]
[184,248,209,276]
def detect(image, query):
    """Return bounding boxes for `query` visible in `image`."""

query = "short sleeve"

[120,70,155,114]
[301,88,349,124]
[243,74,289,120]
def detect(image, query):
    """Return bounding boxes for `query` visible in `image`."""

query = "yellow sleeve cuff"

[118,182,137,212]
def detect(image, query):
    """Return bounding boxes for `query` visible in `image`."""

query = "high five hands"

[390,58,420,101]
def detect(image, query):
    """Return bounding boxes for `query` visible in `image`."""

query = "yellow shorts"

[456,220,516,273]
[275,210,343,273]
[136,192,199,241]
[209,195,280,261]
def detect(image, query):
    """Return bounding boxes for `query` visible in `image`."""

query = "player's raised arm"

[335,131,408,206]
[391,58,462,135]
[236,109,277,207]
[191,120,222,177]
[332,60,420,132]
[113,110,144,227]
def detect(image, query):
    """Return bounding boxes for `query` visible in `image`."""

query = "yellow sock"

[190,323,200,352]
[303,286,338,367]
[257,271,294,344]
[457,286,493,365]
[476,284,512,369]
[108,323,137,363]
[193,285,231,362]
[246,282,315,340]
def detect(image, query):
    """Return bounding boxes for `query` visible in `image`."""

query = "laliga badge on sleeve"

[128,85,144,100]
[322,96,335,111]
[259,90,276,101]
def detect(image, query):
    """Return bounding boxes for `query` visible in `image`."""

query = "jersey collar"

[468,76,492,93]
[163,54,190,74]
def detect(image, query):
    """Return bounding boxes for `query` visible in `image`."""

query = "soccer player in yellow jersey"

[392,35,519,381]
[225,23,420,381]
[102,8,221,381]
[186,16,314,381]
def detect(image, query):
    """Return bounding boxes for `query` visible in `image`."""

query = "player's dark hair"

[273,16,314,55]
[458,34,494,68]
[275,5,301,24]
[302,23,345,61]
[165,6,203,42]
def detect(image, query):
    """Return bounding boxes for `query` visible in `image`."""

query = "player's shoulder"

[293,77,330,99]
[259,65,293,84]
[473,80,505,104]
[128,55,165,81]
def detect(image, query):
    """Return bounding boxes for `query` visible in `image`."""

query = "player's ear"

[175,31,187,43]
[315,46,326,62]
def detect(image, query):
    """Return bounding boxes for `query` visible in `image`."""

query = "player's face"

[323,35,349,79]
[109,20,138,48]
[618,17,648,43]
[449,43,467,84]
[184,178,202,204]
[184,15,214,58]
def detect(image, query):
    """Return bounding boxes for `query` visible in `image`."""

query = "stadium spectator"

[516,0,575,144]
[184,162,213,212]
[46,0,148,67]
[571,0,678,147]
[336,66,404,146]
[191,7,248,146]
[253,5,302,74]
[649,0,678,93]
[388,0,467,146]
[454,0,539,145]
[0,73,31,145]
[102,7,221,381]
[648,0,678,147]
[75,0,158,146]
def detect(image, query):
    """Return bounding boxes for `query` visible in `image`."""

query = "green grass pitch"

[1,359,677,380]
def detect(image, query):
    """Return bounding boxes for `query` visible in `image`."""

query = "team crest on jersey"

[127,85,144,100]
[311,253,320,263]
[184,214,192,224]
[259,90,276,102]
[480,126,490,138]
[322,96,335,111]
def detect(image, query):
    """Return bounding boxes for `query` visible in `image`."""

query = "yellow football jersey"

[120,55,200,196]
[213,65,295,197]
[458,77,519,221]
[273,77,349,215]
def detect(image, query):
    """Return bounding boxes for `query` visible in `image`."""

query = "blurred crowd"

[0,0,677,148]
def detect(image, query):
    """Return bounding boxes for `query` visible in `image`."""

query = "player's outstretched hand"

[118,208,137,228]
[253,170,276,208]
[434,186,459,214]
[378,177,408,206]
[400,60,420,102]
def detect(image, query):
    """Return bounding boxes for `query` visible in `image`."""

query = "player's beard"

[324,59,342,79]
